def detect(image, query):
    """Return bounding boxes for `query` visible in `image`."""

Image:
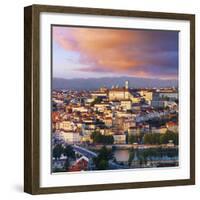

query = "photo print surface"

[51,25,179,173]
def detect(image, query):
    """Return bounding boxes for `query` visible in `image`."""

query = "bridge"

[73,144,97,159]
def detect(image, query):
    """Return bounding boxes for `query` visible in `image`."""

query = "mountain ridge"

[53,76,178,90]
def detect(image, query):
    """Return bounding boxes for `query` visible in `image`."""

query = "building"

[81,134,93,143]
[109,88,131,101]
[159,92,178,100]
[61,131,80,144]
[52,112,60,123]
[94,103,110,112]
[128,126,140,136]
[123,119,136,131]
[151,92,168,108]
[115,111,132,118]
[82,128,94,136]
[166,121,178,133]
[125,80,129,89]
[113,134,126,144]
[83,122,96,130]
[91,90,108,99]
[120,100,132,110]
[109,81,132,101]
[59,120,74,131]
[138,90,153,102]
[68,156,89,171]
[158,88,178,100]
[151,90,178,108]
[151,100,168,108]
[151,126,167,134]
[103,117,113,127]
[132,103,142,111]
[72,106,88,113]
[130,92,141,103]
[52,112,61,129]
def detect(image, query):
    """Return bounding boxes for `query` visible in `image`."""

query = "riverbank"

[88,144,178,151]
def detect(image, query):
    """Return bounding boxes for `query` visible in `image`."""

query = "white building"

[123,119,136,131]
[94,103,109,112]
[120,100,132,110]
[113,134,126,144]
[109,88,131,101]
[91,91,108,99]
[159,92,178,100]
[72,106,88,113]
[109,81,132,101]
[61,131,80,144]
[59,120,74,131]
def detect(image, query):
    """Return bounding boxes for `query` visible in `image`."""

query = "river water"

[114,150,130,162]
[113,149,178,164]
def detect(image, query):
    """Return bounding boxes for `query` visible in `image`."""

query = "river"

[113,148,178,168]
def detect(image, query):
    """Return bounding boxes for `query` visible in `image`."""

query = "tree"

[144,133,160,145]
[160,131,178,145]
[91,131,114,144]
[64,159,70,171]
[138,155,145,165]
[91,97,102,106]
[93,146,113,170]
[91,131,101,143]
[128,148,135,166]
[53,144,63,160]
[97,159,108,170]
[63,145,75,159]
[141,148,158,158]
[128,135,137,144]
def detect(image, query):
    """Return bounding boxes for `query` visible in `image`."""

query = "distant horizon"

[53,75,178,81]
[52,76,178,90]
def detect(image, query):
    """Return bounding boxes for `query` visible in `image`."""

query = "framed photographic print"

[24,4,195,194]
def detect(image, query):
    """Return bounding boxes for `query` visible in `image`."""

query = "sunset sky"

[52,26,178,80]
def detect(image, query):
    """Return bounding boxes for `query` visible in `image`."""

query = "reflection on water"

[114,150,129,162]
[113,148,178,168]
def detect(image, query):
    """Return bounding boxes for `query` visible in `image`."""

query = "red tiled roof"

[166,121,178,127]
[68,158,88,172]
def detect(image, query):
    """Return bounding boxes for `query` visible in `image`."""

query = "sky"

[52,26,178,80]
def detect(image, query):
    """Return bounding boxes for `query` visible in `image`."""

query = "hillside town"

[52,81,179,173]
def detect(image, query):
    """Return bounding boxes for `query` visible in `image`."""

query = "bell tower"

[125,80,129,89]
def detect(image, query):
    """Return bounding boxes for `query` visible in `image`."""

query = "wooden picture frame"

[24,4,195,194]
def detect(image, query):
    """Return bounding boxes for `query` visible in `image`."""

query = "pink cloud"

[53,26,178,78]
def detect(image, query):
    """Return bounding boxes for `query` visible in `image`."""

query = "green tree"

[144,133,161,145]
[128,135,137,144]
[91,131,101,143]
[128,148,135,166]
[93,146,112,170]
[98,159,108,170]
[91,97,102,106]
[138,155,145,165]
[141,149,158,159]
[64,159,70,171]
[53,144,63,160]
[91,131,114,144]
[63,145,75,159]
[160,131,178,145]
